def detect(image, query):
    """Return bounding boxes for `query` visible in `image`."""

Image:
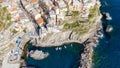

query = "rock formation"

[29,50,49,60]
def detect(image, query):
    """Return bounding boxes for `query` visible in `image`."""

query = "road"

[2,51,20,68]
[19,0,40,36]
[2,34,30,68]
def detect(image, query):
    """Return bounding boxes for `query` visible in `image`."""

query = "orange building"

[30,0,38,3]
[50,2,55,7]
[0,0,2,3]
[37,18,44,26]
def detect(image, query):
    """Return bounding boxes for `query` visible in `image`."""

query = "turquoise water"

[93,0,120,68]
[26,43,84,68]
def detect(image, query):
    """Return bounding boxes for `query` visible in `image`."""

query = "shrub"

[72,11,80,17]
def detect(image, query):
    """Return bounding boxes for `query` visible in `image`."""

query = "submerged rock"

[106,25,113,32]
[102,12,112,20]
[106,13,112,20]
[29,50,49,60]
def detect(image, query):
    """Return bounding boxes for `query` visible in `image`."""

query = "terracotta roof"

[30,0,38,3]
[0,0,2,3]
[37,18,44,25]
[50,2,55,7]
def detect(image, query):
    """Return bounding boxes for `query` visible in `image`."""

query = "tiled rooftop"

[37,18,44,25]
[29,0,38,3]
[0,0,2,3]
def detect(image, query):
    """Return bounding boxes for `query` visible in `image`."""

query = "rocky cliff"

[35,14,102,47]
[29,0,102,68]
[27,0,102,47]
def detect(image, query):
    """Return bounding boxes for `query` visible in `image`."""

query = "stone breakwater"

[80,28,103,68]
[80,15,103,68]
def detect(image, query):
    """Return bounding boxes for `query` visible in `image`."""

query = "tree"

[0,6,12,31]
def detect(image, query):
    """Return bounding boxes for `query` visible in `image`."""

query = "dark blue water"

[26,43,84,68]
[93,0,120,68]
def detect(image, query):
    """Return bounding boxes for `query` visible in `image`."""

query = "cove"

[26,43,84,68]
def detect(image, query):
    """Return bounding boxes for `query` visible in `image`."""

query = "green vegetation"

[0,6,12,31]
[88,6,99,19]
[65,11,80,17]
[12,29,18,34]
[0,23,2,30]
[88,13,94,19]
[23,28,27,33]
[64,21,79,29]
[63,21,89,35]
[63,5,100,35]
[65,11,72,16]
[72,11,80,18]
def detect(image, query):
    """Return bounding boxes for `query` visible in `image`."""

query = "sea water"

[93,0,120,68]
[26,43,84,68]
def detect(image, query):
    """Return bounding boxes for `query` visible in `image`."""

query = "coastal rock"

[104,12,112,20]
[29,50,49,60]
[34,13,103,47]
[102,12,112,20]
[80,40,95,68]
[28,1,102,68]
[106,25,113,32]
[37,22,100,47]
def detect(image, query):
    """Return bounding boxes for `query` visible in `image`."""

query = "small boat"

[59,47,62,50]
[106,25,113,32]
[55,47,59,51]
[64,46,67,48]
